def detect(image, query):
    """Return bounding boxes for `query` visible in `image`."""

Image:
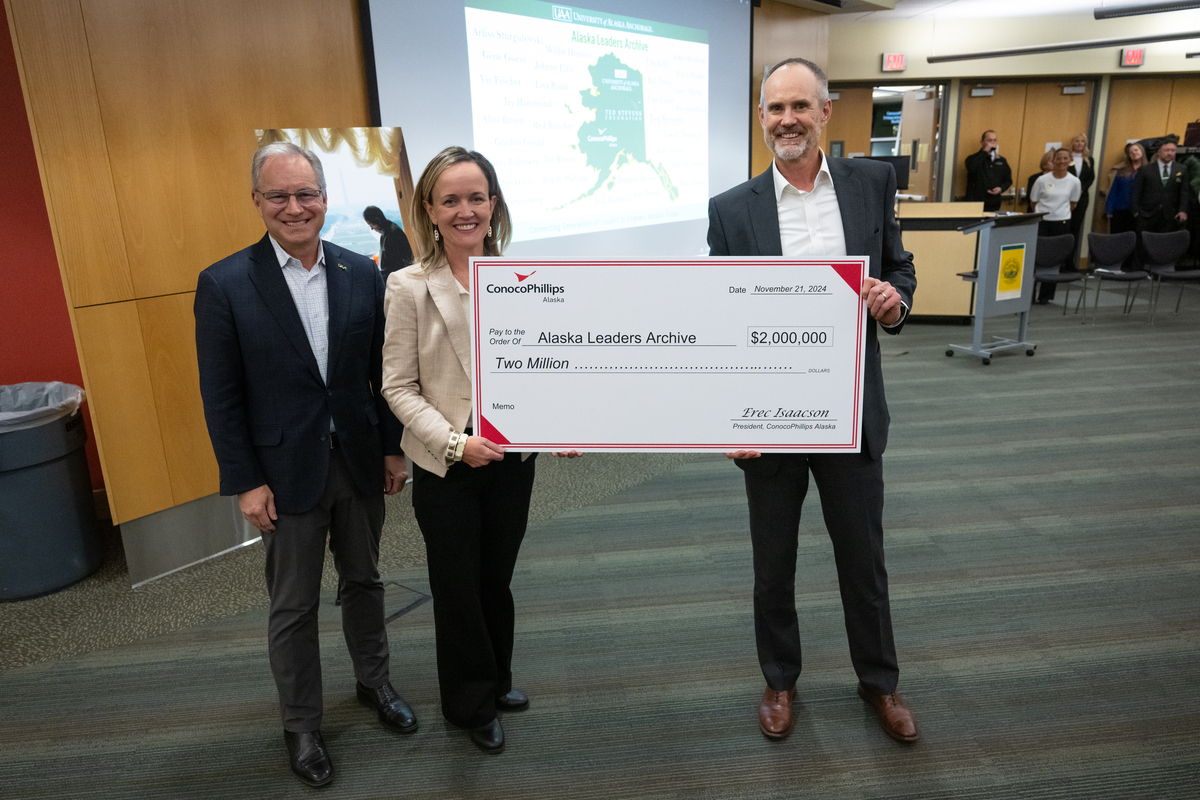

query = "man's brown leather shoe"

[758,686,796,739]
[857,683,918,743]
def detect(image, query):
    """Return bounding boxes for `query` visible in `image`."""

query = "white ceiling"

[821,0,1183,21]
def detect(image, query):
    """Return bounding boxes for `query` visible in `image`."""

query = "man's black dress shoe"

[356,681,419,733]
[495,688,529,712]
[469,718,505,754]
[284,730,333,787]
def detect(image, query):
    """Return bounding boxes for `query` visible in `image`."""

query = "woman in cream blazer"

[381,147,536,755]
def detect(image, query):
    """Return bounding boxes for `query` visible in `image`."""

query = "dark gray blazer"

[1130,160,1190,222]
[195,235,403,514]
[707,158,916,466]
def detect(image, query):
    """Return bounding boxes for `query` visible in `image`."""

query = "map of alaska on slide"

[563,53,679,208]
[464,0,709,242]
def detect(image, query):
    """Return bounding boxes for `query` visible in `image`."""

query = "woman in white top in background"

[1030,148,1082,303]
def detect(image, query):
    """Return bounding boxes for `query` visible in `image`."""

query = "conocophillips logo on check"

[485,271,565,297]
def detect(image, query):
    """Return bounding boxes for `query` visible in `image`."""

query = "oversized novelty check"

[468,258,868,453]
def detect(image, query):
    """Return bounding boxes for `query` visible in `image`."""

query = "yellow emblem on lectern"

[996,243,1025,301]
[1001,255,1021,282]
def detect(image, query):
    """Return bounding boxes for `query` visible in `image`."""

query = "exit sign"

[882,53,906,72]
[1121,48,1144,67]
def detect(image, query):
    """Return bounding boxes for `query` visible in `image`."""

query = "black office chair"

[1143,230,1196,323]
[1087,231,1147,322]
[1032,234,1080,316]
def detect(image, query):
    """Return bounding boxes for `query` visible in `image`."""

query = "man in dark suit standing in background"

[362,205,414,280]
[964,130,1012,212]
[1131,139,1190,235]
[195,142,416,787]
[708,58,918,745]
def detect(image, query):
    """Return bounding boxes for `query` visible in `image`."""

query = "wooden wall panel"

[9,0,370,524]
[0,7,105,494]
[753,0,828,77]
[899,230,977,316]
[1166,77,1200,142]
[1100,78,1173,179]
[897,202,985,315]
[137,293,219,507]
[80,0,369,299]
[954,83,1026,202]
[824,88,873,158]
[750,0,829,178]
[6,0,133,307]
[1093,76,1197,233]
[74,302,172,523]
[1095,78,1173,231]
[897,201,985,218]
[1016,82,1093,199]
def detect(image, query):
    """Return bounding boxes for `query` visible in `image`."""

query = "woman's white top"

[1030,172,1082,222]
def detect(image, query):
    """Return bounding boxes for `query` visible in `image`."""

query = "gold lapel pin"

[338,263,347,270]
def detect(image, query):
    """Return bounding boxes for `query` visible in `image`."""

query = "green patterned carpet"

[1,296,1198,799]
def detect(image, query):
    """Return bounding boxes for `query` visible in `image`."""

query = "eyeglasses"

[256,189,324,207]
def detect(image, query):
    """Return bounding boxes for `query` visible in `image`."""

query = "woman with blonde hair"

[380,147,574,754]
[1067,133,1096,266]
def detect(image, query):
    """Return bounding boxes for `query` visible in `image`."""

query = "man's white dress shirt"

[771,154,906,326]
[270,235,334,431]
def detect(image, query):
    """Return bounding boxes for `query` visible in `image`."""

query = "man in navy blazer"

[709,58,918,744]
[195,143,414,787]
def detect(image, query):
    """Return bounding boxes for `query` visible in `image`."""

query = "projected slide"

[464,0,708,243]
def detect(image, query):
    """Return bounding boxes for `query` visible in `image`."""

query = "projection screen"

[363,0,753,258]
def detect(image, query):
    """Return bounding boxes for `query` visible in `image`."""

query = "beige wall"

[828,11,1200,82]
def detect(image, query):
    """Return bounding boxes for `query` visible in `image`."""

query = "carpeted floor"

[1,290,1198,799]
[0,450,701,670]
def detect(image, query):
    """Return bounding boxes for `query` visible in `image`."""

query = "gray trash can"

[0,382,102,601]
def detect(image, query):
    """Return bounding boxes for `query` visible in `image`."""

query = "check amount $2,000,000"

[470,259,868,453]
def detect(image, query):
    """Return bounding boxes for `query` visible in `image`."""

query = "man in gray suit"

[709,58,918,744]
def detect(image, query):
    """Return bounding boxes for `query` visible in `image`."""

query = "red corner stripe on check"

[831,263,863,294]
[478,414,511,446]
